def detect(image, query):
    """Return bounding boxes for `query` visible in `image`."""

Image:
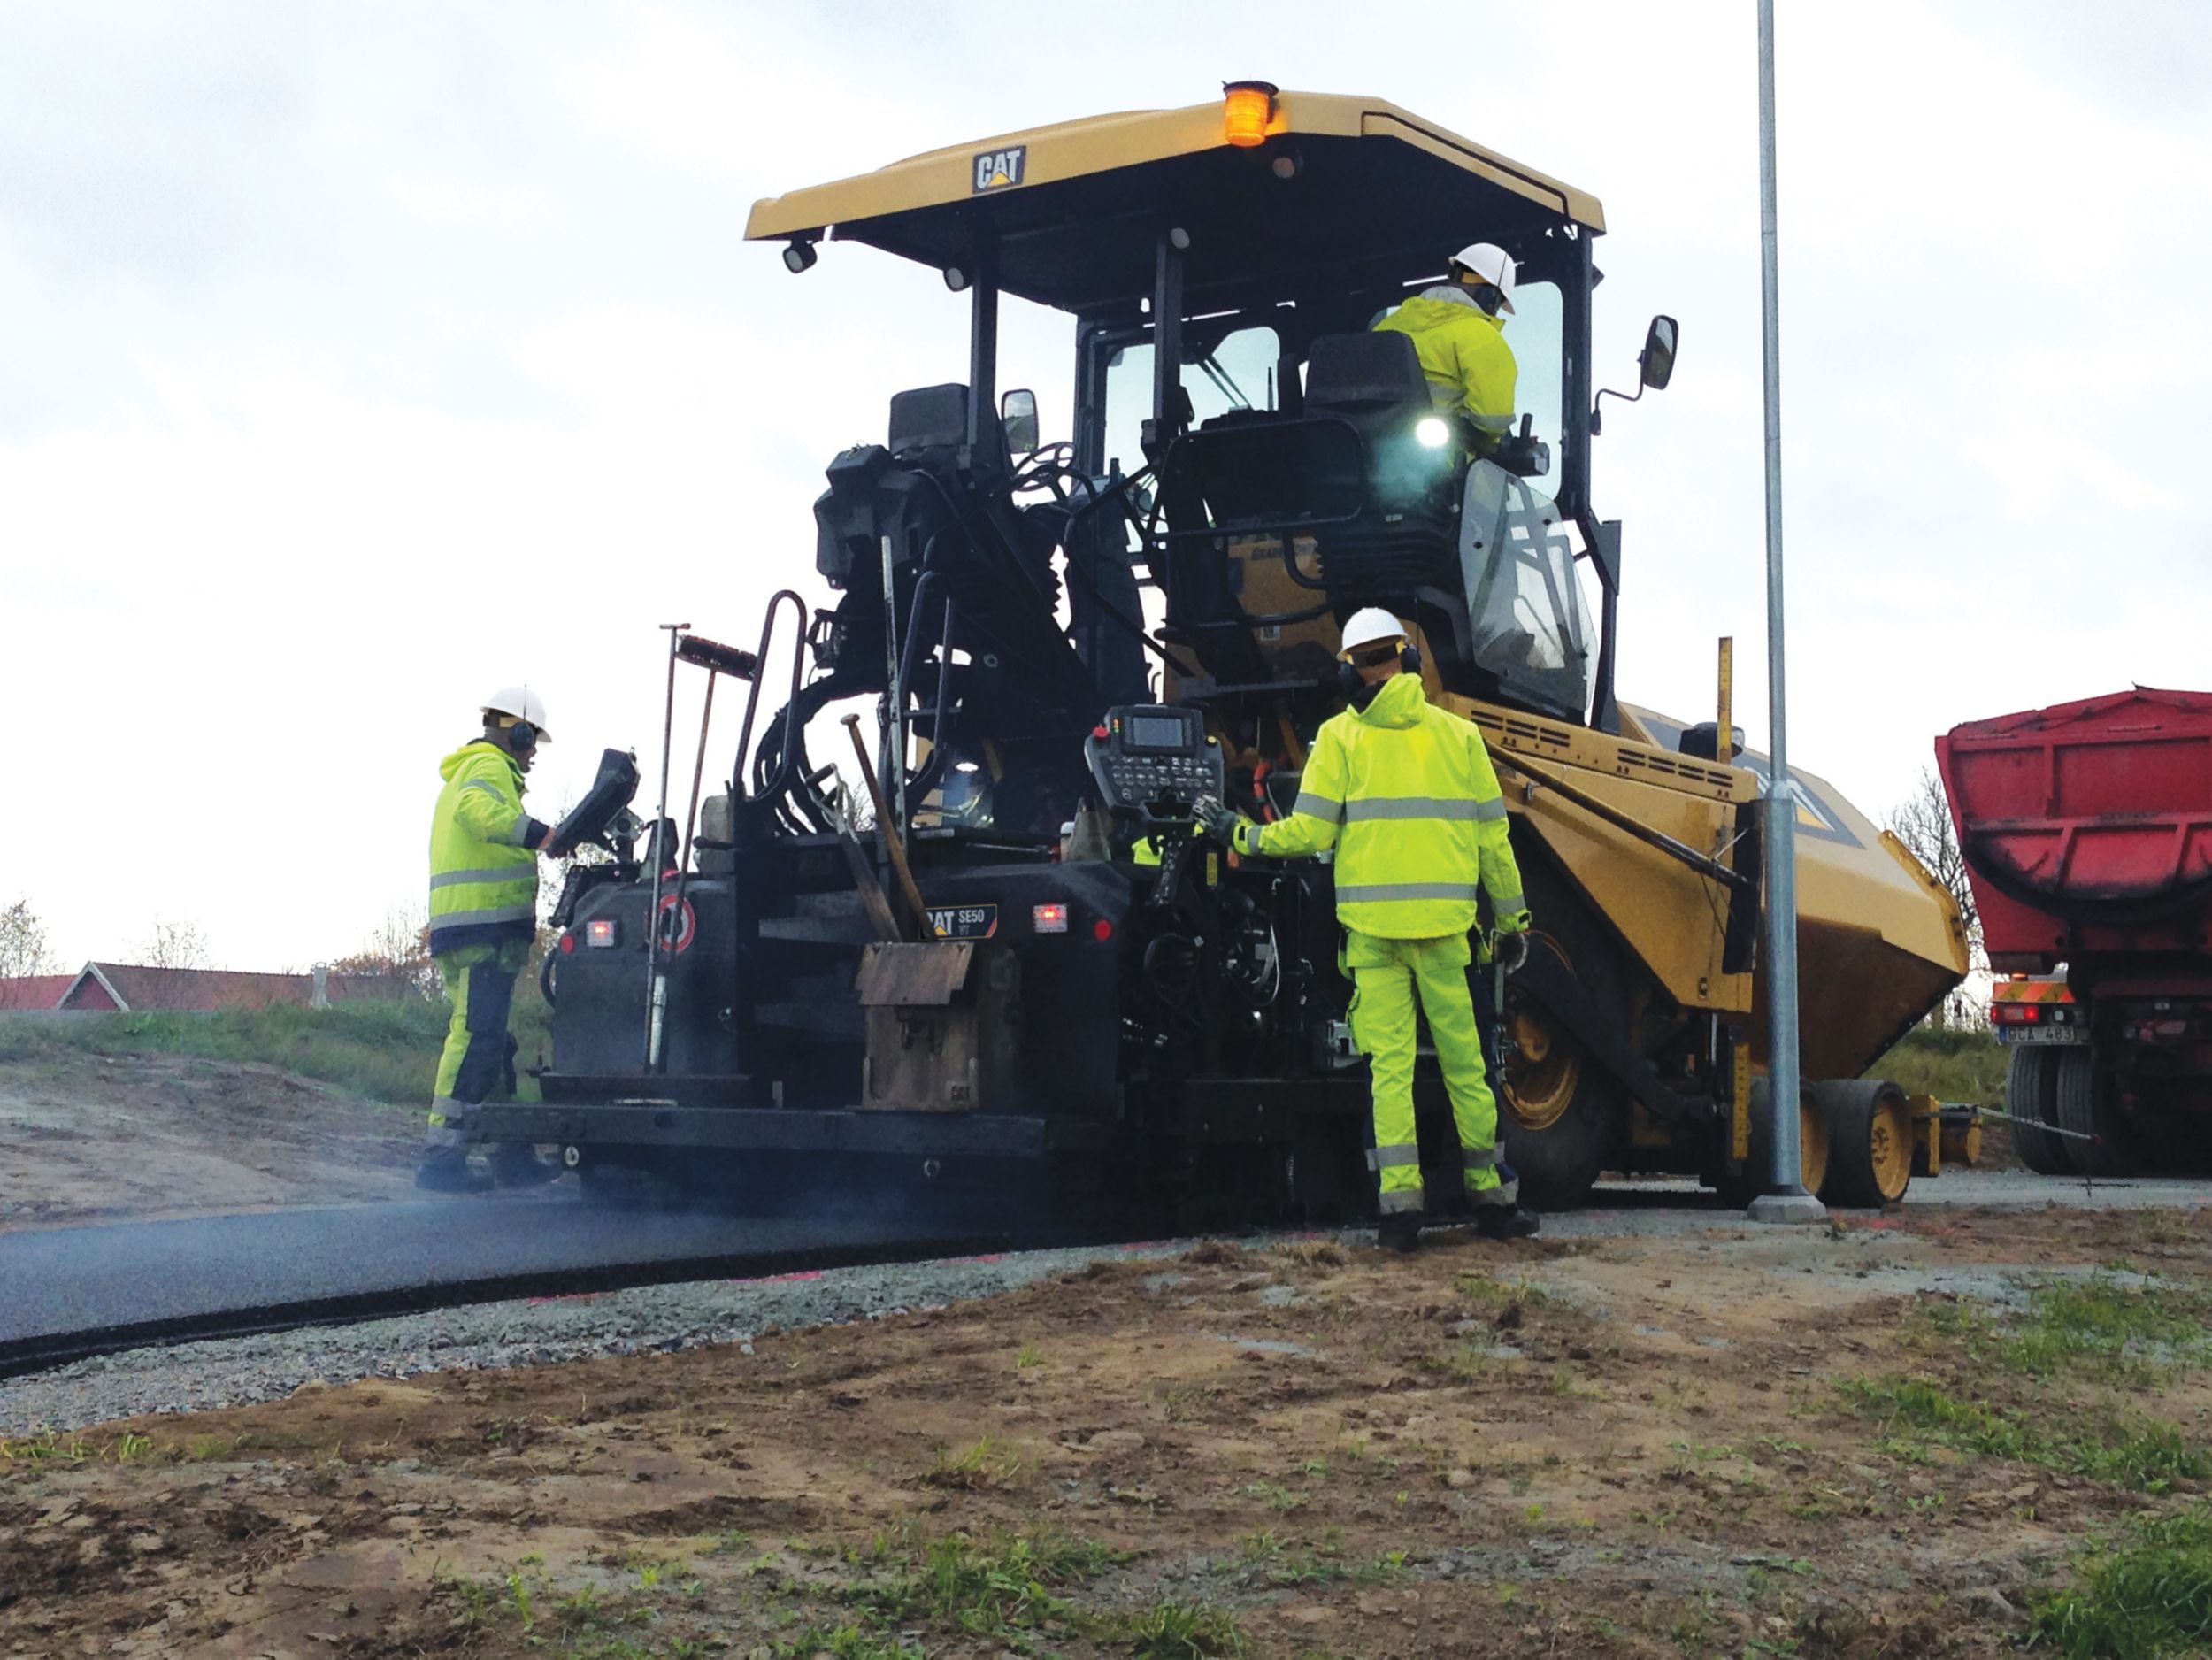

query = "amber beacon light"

[1222,80,1277,148]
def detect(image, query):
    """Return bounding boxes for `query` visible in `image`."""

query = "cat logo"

[972,144,1027,194]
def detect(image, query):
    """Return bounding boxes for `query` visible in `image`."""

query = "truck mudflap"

[471,1102,1101,1160]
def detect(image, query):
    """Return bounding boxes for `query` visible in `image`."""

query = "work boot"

[414,1149,492,1195]
[1472,1203,1540,1241]
[1377,1213,1423,1254]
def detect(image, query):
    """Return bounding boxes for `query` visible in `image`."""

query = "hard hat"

[1339,608,1409,659]
[481,686,551,742]
[1448,242,1517,313]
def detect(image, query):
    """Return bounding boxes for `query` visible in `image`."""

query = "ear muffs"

[1337,641,1423,701]
[491,718,537,754]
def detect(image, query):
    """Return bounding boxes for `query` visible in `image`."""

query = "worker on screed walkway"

[1371,241,1519,457]
[417,688,566,1193]
[1197,610,1539,1249]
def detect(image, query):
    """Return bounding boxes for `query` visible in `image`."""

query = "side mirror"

[999,388,1040,457]
[1640,315,1679,391]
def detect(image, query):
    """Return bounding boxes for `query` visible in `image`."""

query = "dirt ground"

[0,1051,417,1231]
[7,1205,2210,1658]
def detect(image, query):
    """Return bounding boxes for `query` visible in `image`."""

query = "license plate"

[1997,1026,2085,1046]
[927,903,999,940]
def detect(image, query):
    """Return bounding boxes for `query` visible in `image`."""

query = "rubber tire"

[1493,857,1630,1210]
[1815,1078,1914,1208]
[2055,1046,2139,1176]
[2004,1046,2073,1175]
[1716,1078,1829,1208]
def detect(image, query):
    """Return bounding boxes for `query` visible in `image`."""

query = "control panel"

[1084,704,1225,831]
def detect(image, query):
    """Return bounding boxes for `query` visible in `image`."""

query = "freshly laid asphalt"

[0,1193,995,1349]
[4,1169,2206,1351]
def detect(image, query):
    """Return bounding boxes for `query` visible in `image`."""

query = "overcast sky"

[3,1,2206,972]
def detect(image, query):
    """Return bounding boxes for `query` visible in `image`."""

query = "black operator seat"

[1301,331,1463,599]
[1303,331,1432,426]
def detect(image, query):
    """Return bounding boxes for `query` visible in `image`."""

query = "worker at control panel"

[1198,611,1540,1249]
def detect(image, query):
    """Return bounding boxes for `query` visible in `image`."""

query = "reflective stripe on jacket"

[1237,673,1527,939]
[1371,287,1517,448]
[428,742,546,956]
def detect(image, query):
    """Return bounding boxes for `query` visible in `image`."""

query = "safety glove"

[1192,795,1248,848]
[1494,928,1531,977]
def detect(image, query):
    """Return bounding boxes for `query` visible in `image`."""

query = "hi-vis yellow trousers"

[1346,930,1516,1214]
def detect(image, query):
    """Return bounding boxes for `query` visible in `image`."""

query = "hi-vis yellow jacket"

[1371,287,1517,452]
[428,742,549,957]
[1233,673,1527,941]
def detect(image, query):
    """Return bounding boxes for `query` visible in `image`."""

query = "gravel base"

[0,1236,1194,1436]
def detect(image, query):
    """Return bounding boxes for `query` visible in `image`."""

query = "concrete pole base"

[1746,1189,1829,1226]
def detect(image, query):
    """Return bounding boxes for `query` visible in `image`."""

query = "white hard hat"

[481,686,551,742]
[1449,242,1517,313]
[1339,608,1409,659]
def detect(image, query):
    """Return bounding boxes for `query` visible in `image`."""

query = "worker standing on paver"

[1372,241,1519,457]
[1198,611,1539,1249]
[416,688,564,1193]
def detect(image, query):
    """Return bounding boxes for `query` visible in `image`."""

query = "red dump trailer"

[1936,688,2212,1174]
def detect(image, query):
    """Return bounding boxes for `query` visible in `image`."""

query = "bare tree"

[327,907,438,1001]
[139,918,212,971]
[0,898,54,979]
[0,898,58,1005]
[1886,767,1985,1025]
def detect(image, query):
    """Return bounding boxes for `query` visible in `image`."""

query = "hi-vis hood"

[440,741,525,790]
[1382,289,1505,340]
[1355,672,1427,730]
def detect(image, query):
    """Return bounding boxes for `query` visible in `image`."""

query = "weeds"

[923,1437,1024,1491]
[1839,1377,2211,1491]
[1918,1277,2212,1382]
[2032,1504,2212,1657]
[1124,1599,1245,1658]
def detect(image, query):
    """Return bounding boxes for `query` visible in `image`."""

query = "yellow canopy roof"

[745,88,1605,312]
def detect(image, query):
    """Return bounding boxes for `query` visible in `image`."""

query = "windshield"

[1101,323,1282,476]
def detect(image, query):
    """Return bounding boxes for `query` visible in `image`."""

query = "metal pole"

[1747,0,1823,1223]
[645,620,688,1071]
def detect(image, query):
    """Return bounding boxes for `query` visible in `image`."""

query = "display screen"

[1125,714,1188,753]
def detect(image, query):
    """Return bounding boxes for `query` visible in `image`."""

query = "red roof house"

[0,974,75,1011]
[54,964,410,1012]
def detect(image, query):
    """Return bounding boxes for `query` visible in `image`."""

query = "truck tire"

[2055,1047,2139,1176]
[2003,1046,2072,1175]
[1815,1079,1914,1208]
[1492,858,1629,1210]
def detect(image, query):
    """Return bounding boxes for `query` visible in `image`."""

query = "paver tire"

[1815,1078,1914,1208]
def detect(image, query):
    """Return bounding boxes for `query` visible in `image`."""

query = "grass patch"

[1122,1600,1246,1657]
[1873,1025,2005,1107]
[2033,1504,2212,1658]
[923,1437,1025,1492]
[0,999,495,1106]
[1920,1277,2212,1383]
[822,1529,1238,1656]
[1840,1377,2211,1491]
